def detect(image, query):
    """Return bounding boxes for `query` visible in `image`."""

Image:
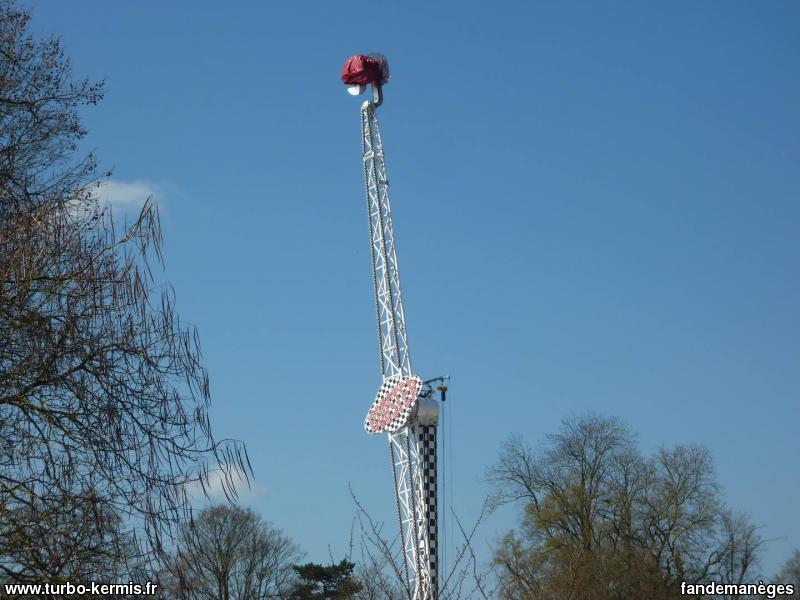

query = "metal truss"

[389,428,431,600]
[361,100,437,600]
[361,103,412,380]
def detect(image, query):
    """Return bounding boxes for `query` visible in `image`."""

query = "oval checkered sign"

[364,374,422,434]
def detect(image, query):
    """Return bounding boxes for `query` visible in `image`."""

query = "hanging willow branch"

[0,0,249,583]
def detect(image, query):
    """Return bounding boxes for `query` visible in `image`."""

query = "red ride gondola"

[341,53,390,86]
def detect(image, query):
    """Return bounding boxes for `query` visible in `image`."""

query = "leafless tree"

[714,511,766,600]
[777,550,800,599]
[349,485,498,600]
[0,492,142,586]
[486,414,766,600]
[642,444,722,586]
[0,0,249,582]
[161,504,302,600]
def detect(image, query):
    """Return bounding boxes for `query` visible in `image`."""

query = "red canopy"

[341,54,390,86]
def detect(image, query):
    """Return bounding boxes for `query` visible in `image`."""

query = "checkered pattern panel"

[364,375,422,434]
[418,425,438,597]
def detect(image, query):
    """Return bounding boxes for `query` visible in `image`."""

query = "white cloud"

[186,463,266,506]
[93,180,164,210]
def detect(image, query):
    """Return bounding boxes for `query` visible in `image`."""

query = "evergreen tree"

[290,560,363,599]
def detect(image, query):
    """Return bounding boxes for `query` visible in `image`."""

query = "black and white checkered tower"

[417,415,439,596]
[345,56,442,600]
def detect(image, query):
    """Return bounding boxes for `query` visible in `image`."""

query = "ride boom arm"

[343,54,439,600]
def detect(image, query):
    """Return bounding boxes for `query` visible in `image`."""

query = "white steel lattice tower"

[346,54,440,600]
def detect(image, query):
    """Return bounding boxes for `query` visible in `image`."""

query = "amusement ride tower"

[342,54,444,600]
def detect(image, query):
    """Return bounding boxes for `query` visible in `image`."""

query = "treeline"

[156,415,800,599]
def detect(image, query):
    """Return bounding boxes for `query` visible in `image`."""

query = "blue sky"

[31,0,799,577]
